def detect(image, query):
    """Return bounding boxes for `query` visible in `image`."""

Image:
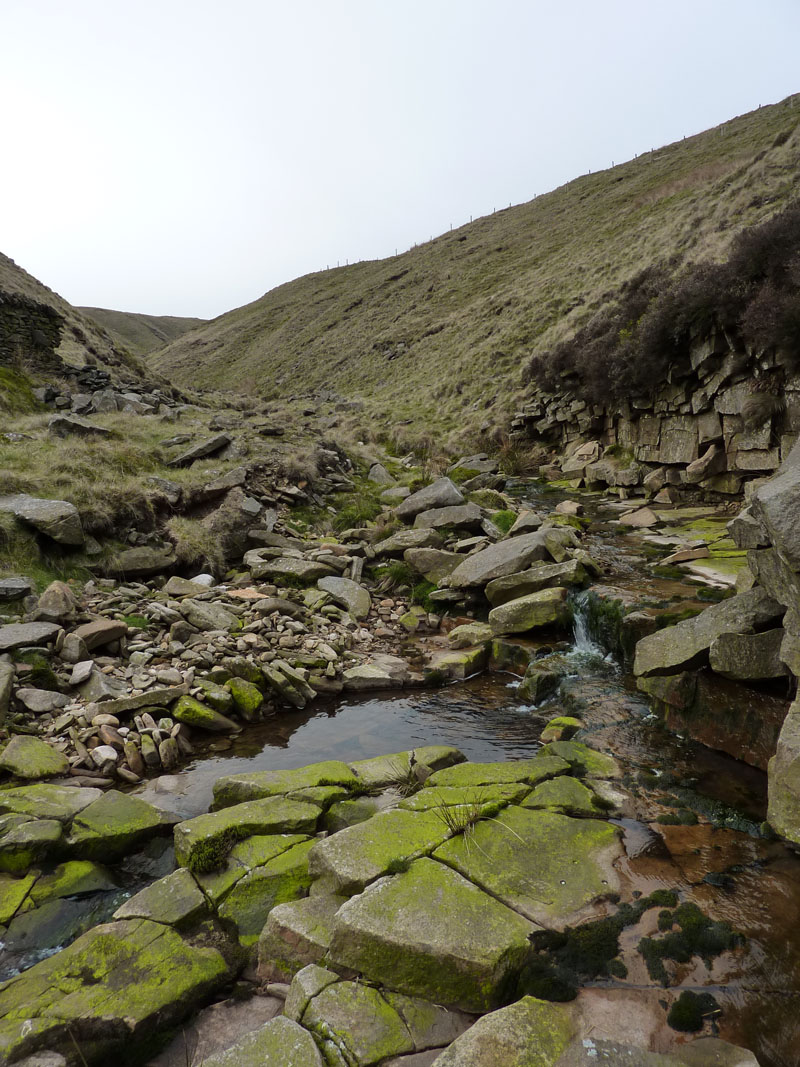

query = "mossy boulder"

[521,775,607,817]
[213,760,359,808]
[0,816,62,873]
[173,694,239,733]
[0,918,231,1064]
[30,860,116,905]
[174,798,319,871]
[194,677,235,714]
[0,871,37,925]
[0,783,102,822]
[194,833,310,904]
[225,676,264,720]
[66,790,176,860]
[113,867,208,927]
[538,740,621,779]
[433,807,621,927]
[303,980,414,1065]
[201,1016,324,1067]
[217,838,315,946]
[540,715,582,742]
[258,892,346,981]
[0,736,69,779]
[447,622,494,649]
[308,808,454,893]
[485,559,588,607]
[429,996,574,1066]
[488,587,571,636]
[398,783,530,811]
[329,857,534,1012]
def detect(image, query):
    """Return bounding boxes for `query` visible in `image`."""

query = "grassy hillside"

[152,94,800,449]
[0,253,155,385]
[78,306,206,358]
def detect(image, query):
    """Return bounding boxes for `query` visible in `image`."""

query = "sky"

[2,1,799,319]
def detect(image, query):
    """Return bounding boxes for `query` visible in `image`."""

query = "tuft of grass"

[491,509,517,534]
[166,516,226,575]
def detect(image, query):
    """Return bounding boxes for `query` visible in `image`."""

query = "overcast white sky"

[2,1,798,318]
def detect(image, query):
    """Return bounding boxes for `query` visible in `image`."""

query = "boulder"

[113,867,208,927]
[0,736,69,779]
[302,980,414,1063]
[404,548,462,583]
[167,433,232,467]
[73,618,129,651]
[67,790,175,859]
[0,578,33,602]
[181,599,237,632]
[0,918,231,1064]
[343,654,412,690]
[374,529,443,556]
[395,478,465,521]
[769,698,800,845]
[47,414,113,438]
[446,532,551,589]
[258,893,347,981]
[428,996,574,1067]
[173,797,319,869]
[507,510,543,536]
[163,575,209,597]
[368,462,395,485]
[173,695,240,732]
[15,688,69,713]
[34,581,77,621]
[201,1016,324,1067]
[0,622,61,653]
[104,544,178,577]
[750,439,800,569]
[447,623,494,649]
[0,783,102,822]
[488,587,570,635]
[413,504,483,532]
[633,588,784,677]
[709,628,789,681]
[318,576,371,619]
[0,494,83,545]
[329,857,534,1012]
[486,559,587,606]
[251,557,335,583]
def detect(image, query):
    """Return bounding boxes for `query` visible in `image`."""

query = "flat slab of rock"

[329,857,534,1012]
[308,808,454,893]
[395,478,465,521]
[15,688,69,713]
[488,587,570,635]
[404,548,462,583]
[318,576,371,619]
[413,504,483,532]
[446,532,551,589]
[73,618,129,651]
[67,789,175,859]
[0,918,231,1063]
[167,433,232,467]
[114,866,208,926]
[0,493,84,545]
[374,528,443,556]
[85,682,190,718]
[47,414,112,438]
[251,557,335,583]
[343,654,412,691]
[0,622,61,653]
[0,783,102,822]
[0,736,69,779]
[0,578,33,602]
[633,587,784,677]
[214,760,359,807]
[433,807,621,927]
[103,544,177,577]
[486,559,587,607]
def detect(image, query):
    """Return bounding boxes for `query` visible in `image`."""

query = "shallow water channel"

[7,484,800,1064]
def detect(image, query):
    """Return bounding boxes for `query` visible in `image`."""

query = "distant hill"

[78,307,206,358]
[151,94,800,446]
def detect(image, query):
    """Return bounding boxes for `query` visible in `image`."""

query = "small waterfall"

[568,589,616,670]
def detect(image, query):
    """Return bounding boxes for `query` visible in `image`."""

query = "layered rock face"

[513,332,797,502]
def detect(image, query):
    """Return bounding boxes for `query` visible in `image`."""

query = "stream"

[5,482,800,1064]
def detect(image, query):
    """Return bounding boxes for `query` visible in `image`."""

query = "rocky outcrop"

[513,332,799,504]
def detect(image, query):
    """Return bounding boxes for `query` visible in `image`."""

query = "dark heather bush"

[528,201,800,404]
